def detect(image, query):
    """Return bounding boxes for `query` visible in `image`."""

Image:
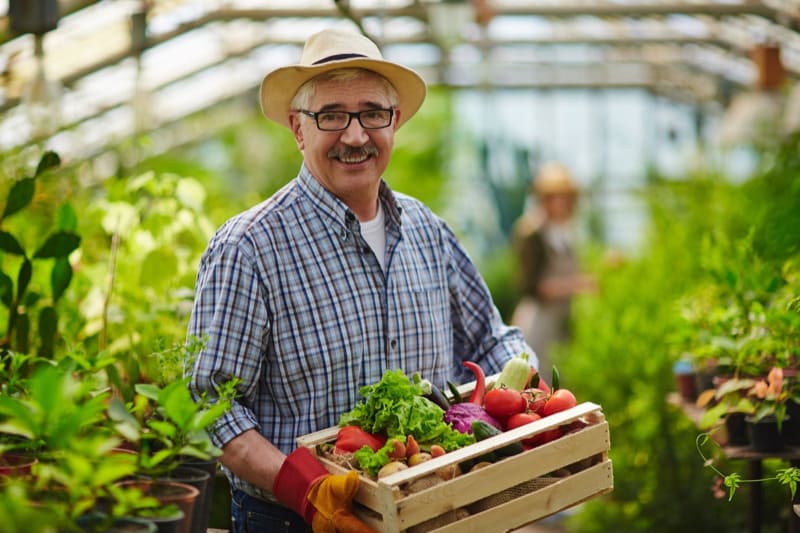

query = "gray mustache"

[329,146,379,159]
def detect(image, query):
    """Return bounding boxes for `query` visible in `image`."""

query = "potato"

[378,461,409,479]
[468,461,493,472]
[407,452,432,467]
[405,473,444,493]
[435,463,460,481]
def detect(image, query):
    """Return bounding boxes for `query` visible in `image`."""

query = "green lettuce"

[339,369,474,475]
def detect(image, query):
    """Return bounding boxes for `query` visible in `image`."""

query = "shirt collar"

[298,164,403,229]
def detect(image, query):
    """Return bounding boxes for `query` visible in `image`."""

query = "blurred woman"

[510,161,597,384]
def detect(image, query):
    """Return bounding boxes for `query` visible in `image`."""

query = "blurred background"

[1,1,799,532]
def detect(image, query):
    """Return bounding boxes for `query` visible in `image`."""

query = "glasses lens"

[359,109,392,129]
[316,112,350,131]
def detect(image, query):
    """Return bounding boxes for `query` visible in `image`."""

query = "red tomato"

[505,412,542,445]
[483,387,527,418]
[522,388,549,415]
[534,427,563,446]
[541,389,577,417]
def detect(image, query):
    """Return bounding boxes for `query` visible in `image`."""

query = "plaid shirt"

[188,165,533,495]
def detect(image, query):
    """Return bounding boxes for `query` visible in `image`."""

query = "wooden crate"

[297,401,613,532]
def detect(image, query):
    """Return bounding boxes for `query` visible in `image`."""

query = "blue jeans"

[230,489,312,533]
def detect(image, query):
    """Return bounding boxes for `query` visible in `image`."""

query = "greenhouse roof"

[1,0,798,162]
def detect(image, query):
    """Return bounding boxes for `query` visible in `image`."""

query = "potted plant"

[107,374,237,533]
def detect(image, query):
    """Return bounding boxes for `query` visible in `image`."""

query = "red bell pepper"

[463,360,486,405]
[334,426,386,453]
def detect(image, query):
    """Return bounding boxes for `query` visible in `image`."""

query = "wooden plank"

[394,422,610,529]
[429,460,614,533]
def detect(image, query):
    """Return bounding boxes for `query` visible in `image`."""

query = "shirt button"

[390,339,398,350]
[362,246,371,254]
[340,229,348,241]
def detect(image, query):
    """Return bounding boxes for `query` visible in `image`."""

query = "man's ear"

[288,112,305,149]
[393,109,402,132]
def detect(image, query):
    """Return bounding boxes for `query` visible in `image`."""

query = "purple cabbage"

[443,403,502,434]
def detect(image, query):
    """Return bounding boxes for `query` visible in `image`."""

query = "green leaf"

[38,306,57,358]
[0,271,13,308]
[16,258,31,300]
[1,178,35,219]
[51,256,73,302]
[148,420,178,439]
[56,203,78,232]
[15,313,30,354]
[34,151,60,177]
[108,400,142,443]
[699,402,729,429]
[33,231,81,259]
[134,383,161,401]
[0,231,26,255]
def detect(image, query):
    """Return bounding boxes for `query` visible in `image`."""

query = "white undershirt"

[360,203,387,271]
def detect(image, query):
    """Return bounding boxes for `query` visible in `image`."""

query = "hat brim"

[260,58,427,130]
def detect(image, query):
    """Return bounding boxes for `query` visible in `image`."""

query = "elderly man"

[187,27,536,532]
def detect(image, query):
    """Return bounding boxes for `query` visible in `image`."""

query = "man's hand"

[273,447,377,533]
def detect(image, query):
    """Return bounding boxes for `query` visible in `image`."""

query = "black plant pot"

[177,457,218,533]
[784,400,800,446]
[746,415,784,452]
[167,466,211,533]
[725,412,750,446]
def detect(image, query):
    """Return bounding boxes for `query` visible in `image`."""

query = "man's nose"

[339,117,369,144]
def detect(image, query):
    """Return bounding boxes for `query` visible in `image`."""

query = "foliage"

[0,151,80,358]
[696,431,800,502]
[557,133,800,532]
[108,375,236,478]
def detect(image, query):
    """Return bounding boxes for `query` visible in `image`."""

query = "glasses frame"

[298,108,395,131]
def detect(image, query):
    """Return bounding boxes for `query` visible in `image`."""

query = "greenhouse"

[0,1,798,532]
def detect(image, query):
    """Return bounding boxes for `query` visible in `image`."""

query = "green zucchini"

[495,352,531,391]
[471,420,524,457]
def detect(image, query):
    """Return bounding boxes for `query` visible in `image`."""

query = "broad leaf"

[15,313,30,354]
[16,258,32,299]
[34,151,60,177]
[33,231,81,259]
[0,271,12,308]
[56,203,78,232]
[1,178,35,219]
[0,231,25,255]
[51,256,73,302]
[38,306,57,359]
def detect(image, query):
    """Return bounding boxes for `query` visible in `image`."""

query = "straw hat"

[531,161,579,196]
[260,28,427,129]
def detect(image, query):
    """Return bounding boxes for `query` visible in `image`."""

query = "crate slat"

[430,460,614,532]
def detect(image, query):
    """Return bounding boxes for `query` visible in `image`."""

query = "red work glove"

[273,447,377,533]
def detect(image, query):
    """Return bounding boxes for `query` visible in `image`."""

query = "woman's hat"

[260,28,427,129]
[532,161,579,196]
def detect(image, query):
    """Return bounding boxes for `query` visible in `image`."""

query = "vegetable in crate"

[494,352,533,391]
[444,402,502,434]
[338,370,474,476]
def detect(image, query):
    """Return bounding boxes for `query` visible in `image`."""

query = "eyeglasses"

[299,108,394,131]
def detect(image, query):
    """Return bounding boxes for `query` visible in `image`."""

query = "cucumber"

[471,420,524,457]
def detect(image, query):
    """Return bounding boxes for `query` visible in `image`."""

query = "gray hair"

[291,68,399,111]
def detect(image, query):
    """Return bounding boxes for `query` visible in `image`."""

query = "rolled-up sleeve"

[187,227,270,448]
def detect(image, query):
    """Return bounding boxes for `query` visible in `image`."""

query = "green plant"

[696,431,800,501]
[0,355,144,529]
[108,375,237,478]
[0,151,80,358]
